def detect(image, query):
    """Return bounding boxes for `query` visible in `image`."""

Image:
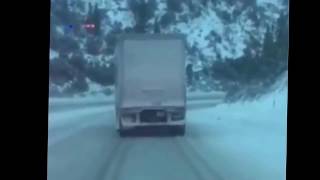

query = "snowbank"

[186,83,287,180]
[49,90,226,109]
[49,93,114,107]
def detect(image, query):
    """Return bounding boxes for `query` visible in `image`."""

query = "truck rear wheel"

[118,121,128,137]
[118,129,128,137]
[175,125,185,136]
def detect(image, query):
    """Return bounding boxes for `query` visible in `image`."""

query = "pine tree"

[87,2,93,23]
[201,0,208,6]
[92,3,101,36]
[166,0,183,13]
[56,0,73,25]
[154,17,161,33]
[275,12,289,71]
[76,0,86,12]
[128,0,140,15]
[60,0,69,12]
[128,0,156,33]
[137,1,148,33]
[186,64,193,86]
[160,11,175,28]
[85,3,101,36]
[276,13,289,59]
[262,26,277,60]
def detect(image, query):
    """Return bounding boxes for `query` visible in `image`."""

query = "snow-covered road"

[48,89,287,180]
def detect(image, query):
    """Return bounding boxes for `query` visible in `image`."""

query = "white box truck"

[114,34,186,136]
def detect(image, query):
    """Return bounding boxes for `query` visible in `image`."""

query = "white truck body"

[114,34,186,136]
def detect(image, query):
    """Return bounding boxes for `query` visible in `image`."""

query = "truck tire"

[118,121,128,137]
[175,125,185,136]
[118,129,128,137]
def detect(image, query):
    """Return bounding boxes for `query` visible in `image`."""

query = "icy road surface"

[48,90,287,180]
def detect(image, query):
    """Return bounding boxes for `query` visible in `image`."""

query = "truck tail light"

[122,113,136,122]
[171,108,185,121]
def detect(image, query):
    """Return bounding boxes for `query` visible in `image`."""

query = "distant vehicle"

[114,34,186,136]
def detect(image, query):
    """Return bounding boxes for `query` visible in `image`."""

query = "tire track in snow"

[48,108,115,147]
[99,138,133,180]
[170,138,208,180]
[48,100,222,147]
[94,138,124,180]
[172,137,225,180]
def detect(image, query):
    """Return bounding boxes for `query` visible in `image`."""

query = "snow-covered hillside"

[49,0,288,98]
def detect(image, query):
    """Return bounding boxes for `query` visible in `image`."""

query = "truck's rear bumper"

[121,121,185,129]
[117,106,186,129]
